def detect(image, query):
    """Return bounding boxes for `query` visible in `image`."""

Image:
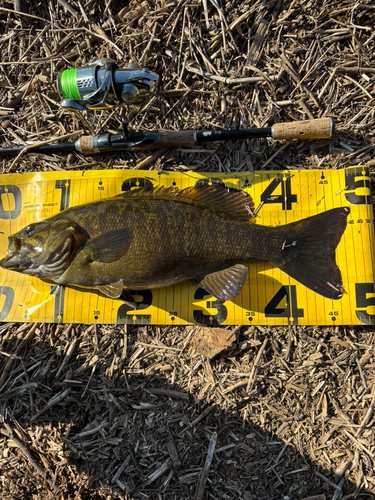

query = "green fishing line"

[59,69,80,100]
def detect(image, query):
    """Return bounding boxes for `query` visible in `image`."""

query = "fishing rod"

[0,117,335,156]
[0,58,335,156]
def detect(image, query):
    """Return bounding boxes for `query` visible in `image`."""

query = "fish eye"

[25,224,35,234]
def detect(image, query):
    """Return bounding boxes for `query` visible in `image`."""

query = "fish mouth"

[0,251,20,268]
[0,251,30,272]
[0,233,78,276]
[1,236,23,269]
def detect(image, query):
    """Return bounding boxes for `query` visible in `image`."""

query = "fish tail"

[273,207,350,299]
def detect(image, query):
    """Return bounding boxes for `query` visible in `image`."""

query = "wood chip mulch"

[1,1,375,499]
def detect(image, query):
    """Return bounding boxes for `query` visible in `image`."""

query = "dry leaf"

[191,327,235,359]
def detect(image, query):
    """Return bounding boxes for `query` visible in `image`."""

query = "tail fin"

[274,207,350,299]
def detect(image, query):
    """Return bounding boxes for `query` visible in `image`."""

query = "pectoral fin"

[199,264,248,301]
[85,227,132,263]
[97,280,124,299]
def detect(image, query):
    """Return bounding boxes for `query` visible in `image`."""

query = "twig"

[186,65,278,85]
[202,0,210,29]
[260,143,289,169]
[209,0,227,51]
[336,66,375,73]
[139,24,158,63]
[246,338,268,392]
[180,405,213,434]
[245,64,276,98]
[246,17,268,67]
[13,1,26,14]
[0,324,39,391]
[3,421,56,490]
[134,148,167,170]
[4,67,40,110]
[55,337,79,379]
[356,384,375,437]
[0,7,51,23]
[19,26,49,62]
[195,432,217,500]
[83,27,124,56]
[57,0,78,17]
[342,74,373,99]
[30,389,71,422]
[315,471,342,491]
[111,455,131,483]
[343,429,374,458]
[208,0,239,54]
[8,131,83,172]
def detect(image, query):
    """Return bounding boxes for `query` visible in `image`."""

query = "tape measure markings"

[326,170,340,323]
[0,168,373,325]
[0,183,23,322]
[344,207,357,325]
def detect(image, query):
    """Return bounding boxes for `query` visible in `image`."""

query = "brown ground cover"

[0,1,375,499]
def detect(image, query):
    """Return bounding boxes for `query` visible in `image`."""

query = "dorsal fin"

[116,184,254,221]
[176,185,254,221]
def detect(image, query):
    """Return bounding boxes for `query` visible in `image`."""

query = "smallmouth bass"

[0,185,350,303]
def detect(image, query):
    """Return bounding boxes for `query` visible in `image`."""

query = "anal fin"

[119,289,138,310]
[199,264,248,301]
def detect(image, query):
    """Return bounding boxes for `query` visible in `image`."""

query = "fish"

[0,185,350,303]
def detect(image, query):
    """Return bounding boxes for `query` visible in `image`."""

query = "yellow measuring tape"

[0,167,373,326]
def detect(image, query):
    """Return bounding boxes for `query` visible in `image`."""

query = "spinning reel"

[57,59,159,135]
[0,58,334,157]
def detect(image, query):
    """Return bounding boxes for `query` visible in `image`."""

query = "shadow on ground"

[0,322,374,500]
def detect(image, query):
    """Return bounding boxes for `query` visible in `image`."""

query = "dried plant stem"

[195,432,217,500]
[8,131,82,172]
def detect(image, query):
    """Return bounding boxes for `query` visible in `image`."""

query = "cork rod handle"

[272,118,335,140]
